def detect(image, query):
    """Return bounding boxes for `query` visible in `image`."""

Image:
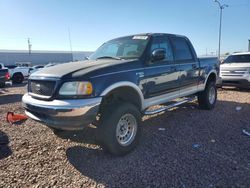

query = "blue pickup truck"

[23,33,220,155]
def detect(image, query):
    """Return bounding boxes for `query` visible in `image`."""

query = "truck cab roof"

[117,32,187,38]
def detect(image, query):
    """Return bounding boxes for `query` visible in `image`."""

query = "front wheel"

[98,102,142,156]
[198,81,217,110]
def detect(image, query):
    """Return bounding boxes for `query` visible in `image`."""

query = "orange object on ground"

[6,112,28,124]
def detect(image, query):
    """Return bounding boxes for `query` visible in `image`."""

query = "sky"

[0,0,250,55]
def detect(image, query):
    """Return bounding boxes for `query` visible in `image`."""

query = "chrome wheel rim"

[116,113,137,146]
[208,86,216,104]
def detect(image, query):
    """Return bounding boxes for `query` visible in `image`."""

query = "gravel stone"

[0,84,250,187]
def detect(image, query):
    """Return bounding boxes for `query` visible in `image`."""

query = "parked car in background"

[29,63,59,76]
[15,62,31,67]
[0,63,10,87]
[44,63,58,68]
[220,52,250,88]
[29,65,44,74]
[5,65,17,69]
[7,65,31,84]
[23,33,220,156]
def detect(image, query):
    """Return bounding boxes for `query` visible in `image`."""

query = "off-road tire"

[98,102,142,156]
[12,73,24,84]
[198,81,217,110]
[50,127,65,135]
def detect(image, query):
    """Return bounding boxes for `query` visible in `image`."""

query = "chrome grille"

[29,80,56,97]
[220,68,247,77]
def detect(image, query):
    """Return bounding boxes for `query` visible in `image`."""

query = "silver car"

[220,52,250,88]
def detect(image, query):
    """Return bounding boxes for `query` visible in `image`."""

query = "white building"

[0,50,93,66]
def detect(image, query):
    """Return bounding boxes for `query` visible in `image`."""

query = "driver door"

[144,36,180,99]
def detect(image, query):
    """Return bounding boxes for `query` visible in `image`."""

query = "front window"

[89,36,149,60]
[150,36,174,61]
[224,54,250,63]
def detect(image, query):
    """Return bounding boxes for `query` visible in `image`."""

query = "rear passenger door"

[144,36,179,98]
[170,36,199,95]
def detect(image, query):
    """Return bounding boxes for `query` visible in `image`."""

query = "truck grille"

[29,80,56,97]
[220,68,248,77]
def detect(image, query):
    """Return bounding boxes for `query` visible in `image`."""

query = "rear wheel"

[98,102,142,156]
[12,73,24,84]
[198,81,217,110]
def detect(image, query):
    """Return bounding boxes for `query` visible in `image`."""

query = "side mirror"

[151,48,166,62]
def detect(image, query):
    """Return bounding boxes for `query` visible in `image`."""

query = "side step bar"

[144,96,197,115]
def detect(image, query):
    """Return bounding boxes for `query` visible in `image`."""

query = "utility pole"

[28,38,32,54]
[214,0,228,60]
[248,39,250,52]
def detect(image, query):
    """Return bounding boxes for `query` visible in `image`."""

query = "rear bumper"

[22,93,102,130]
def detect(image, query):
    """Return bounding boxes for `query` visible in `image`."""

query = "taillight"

[5,72,10,80]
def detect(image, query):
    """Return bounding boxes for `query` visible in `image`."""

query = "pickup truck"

[5,64,31,84]
[22,33,220,155]
[220,52,250,88]
[0,64,10,87]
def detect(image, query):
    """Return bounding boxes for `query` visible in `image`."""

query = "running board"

[144,96,197,115]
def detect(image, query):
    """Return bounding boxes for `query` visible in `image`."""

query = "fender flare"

[100,81,144,110]
[204,70,217,86]
[12,72,24,77]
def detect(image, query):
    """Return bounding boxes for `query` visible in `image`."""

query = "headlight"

[59,81,93,96]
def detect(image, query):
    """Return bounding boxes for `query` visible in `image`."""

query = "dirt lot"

[0,83,250,187]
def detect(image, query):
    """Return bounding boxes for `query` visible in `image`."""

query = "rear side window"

[171,37,193,61]
[150,36,174,61]
[0,64,2,69]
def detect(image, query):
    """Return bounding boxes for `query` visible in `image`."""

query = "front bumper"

[221,78,250,88]
[22,93,102,130]
[220,72,250,88]
[216,77,222,87]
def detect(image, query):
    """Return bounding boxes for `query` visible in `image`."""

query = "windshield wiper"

[96,56,122,60]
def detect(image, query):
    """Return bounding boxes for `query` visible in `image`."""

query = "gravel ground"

[0,83,250,187]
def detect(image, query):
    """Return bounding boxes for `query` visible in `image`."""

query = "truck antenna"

[68,28,73,61]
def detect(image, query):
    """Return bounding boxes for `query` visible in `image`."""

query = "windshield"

[224,54,250,63]
[89,35,149,60]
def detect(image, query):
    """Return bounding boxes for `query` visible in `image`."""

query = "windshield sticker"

[132,36,148,40]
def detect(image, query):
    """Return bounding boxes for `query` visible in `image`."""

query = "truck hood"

[30,59,130,78]
[220,62,250,69]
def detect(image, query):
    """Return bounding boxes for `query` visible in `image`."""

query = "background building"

[0,50,93,66]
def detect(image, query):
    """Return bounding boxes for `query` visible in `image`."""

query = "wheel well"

[100,86,142,112]
[13,72,23,77]
[206,72,216,84]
